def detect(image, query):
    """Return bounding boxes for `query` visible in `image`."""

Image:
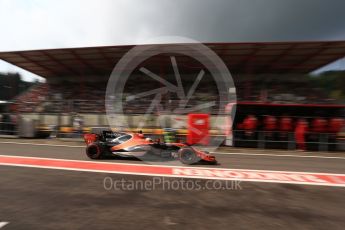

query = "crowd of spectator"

[11,83,49,113]
[235,80,336,104]
[10,76,343,114]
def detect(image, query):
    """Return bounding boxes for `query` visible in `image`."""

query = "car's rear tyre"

[86,142,103,159]
[178,148,199,164]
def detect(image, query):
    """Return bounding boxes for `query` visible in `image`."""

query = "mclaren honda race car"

[83,130,217,165]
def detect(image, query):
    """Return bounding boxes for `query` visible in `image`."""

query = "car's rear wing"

[83,133,98,145]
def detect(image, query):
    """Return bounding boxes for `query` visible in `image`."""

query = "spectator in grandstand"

[295,119,308,151]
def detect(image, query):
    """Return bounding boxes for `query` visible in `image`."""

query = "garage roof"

[0,41,345,78]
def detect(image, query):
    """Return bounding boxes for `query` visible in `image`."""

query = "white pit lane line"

[0,222,9,229]
[0,140,345,160]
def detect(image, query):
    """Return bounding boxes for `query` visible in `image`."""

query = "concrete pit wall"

[21,113,227,131]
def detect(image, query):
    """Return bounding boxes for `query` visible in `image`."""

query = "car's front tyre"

[178,147,199,164]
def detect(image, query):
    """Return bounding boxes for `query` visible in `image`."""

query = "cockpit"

[101,131,132,145]
[110,134,132,145]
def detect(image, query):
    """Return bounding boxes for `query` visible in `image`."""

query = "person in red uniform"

[328,118,344,134]
[280,115,293,140]
[264,115,277,140]
[328,118,344,151]
[311,117,327,144]
[243,115,258,139]
[312,117,327,133]
[280,116,293,132]
[295,119,308,151]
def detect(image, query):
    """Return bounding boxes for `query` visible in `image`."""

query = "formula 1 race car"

[83,130,217,165]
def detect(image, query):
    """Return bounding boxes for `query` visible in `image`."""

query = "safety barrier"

[57,126,345,151]
[0,121,18,135]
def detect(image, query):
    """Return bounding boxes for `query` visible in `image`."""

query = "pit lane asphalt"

[0,140,344,174]
[0,166,344,230]
[0,140,345,229]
